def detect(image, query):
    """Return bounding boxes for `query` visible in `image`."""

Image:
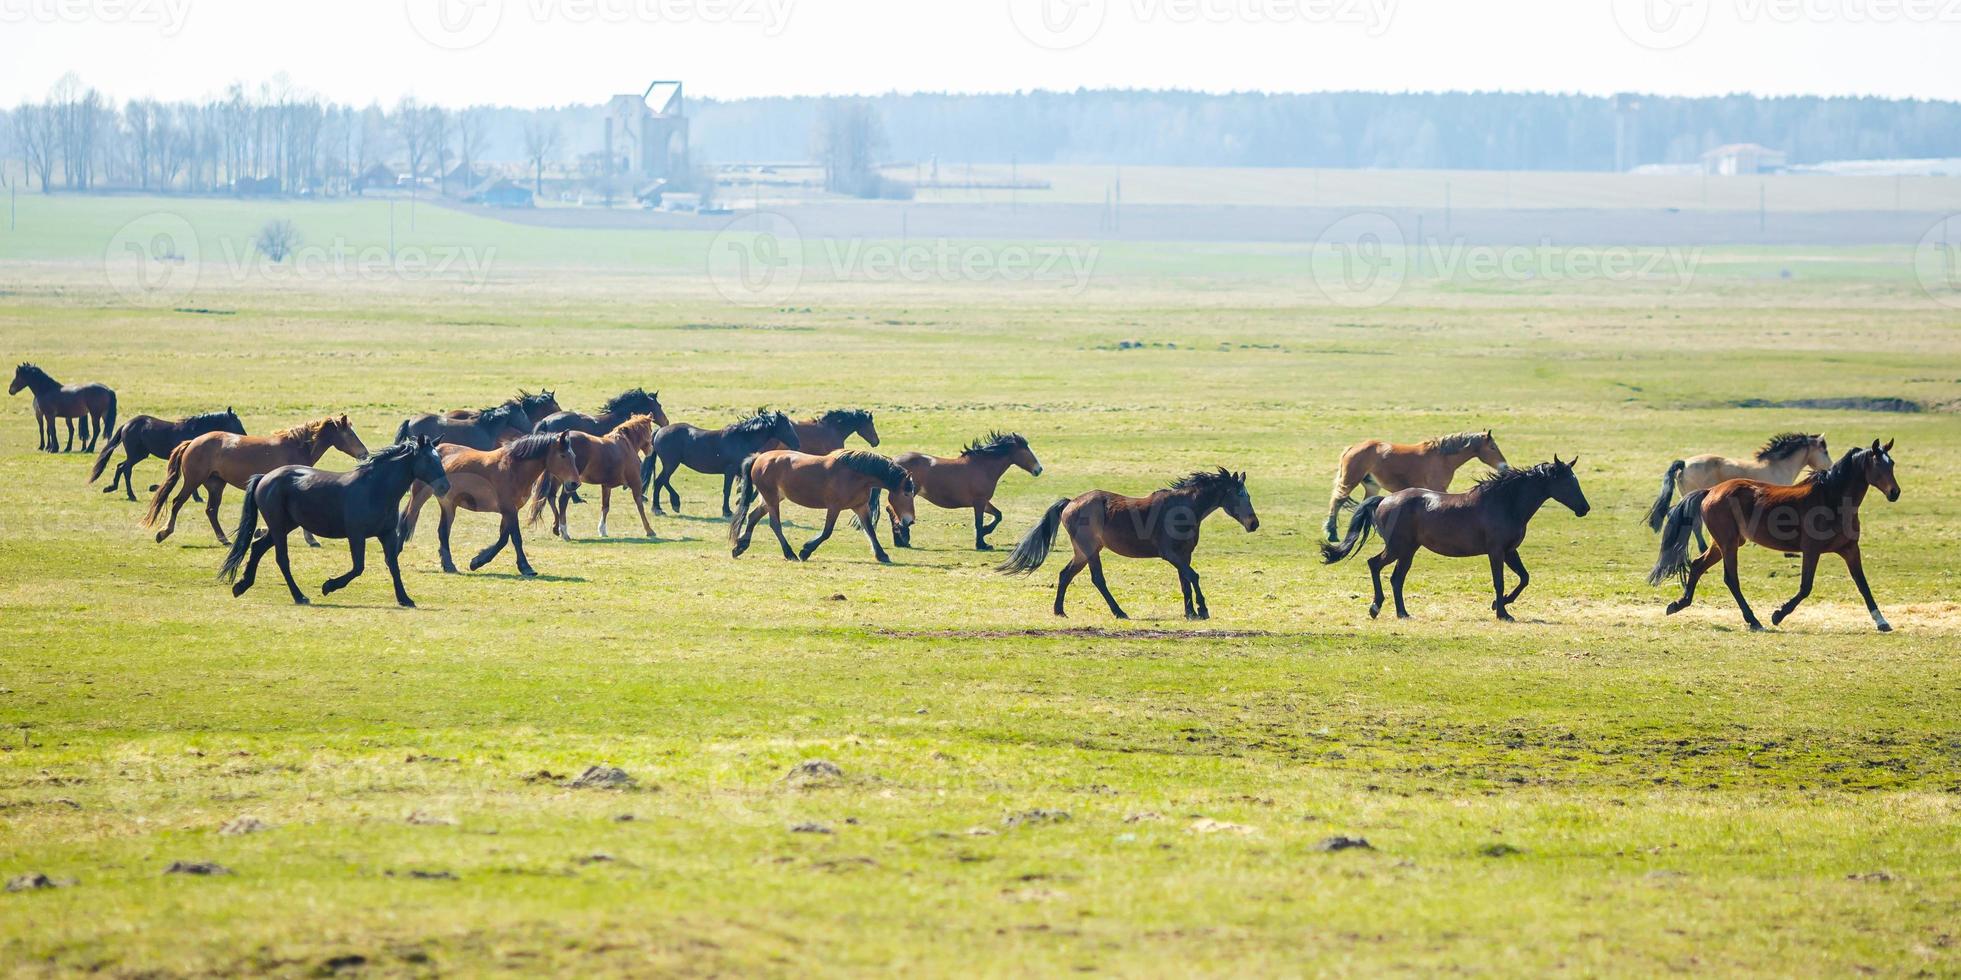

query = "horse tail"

[1321,495,1384,564]
[996,497,1069,575]
[89,421,128,483]
[1647,489,1709,586]
[851,487,881,531]
[726,453,760,548]
[101,390,116,442]
[1644,460,1685,532]
[394,417,412,444]
[528,472,556,526]
[218,475,264,583]
[142,442,189,526]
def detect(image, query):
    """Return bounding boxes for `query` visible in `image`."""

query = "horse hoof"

[975,544,994,552]
[398,598,416,609]
[1665,602,1683,615]
[1876,622,1893,633]
[231,583,249,598]
[1368,605,1380,619]
[518,568,537,578]
[1771,610,1787,626]
[1396,613,1411,620]
[1747,622,1766,632]
[293,595,310,606]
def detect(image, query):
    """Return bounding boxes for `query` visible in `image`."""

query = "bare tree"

[13,101,58,192]
[455,106,488,191]
[394,97,429,184]
[522,119,561,197]
[254,219,301,262]
[427,105,449,193]
[815,100,887,198]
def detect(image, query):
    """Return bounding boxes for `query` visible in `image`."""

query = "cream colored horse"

[1324,430,1509,540]
[1644,433,1830,547]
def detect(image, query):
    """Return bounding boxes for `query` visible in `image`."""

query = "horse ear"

[1882,438,1894,453]
[1553,453,1562,466]
[1568,455,1580,468]
[1871,439,1881,452]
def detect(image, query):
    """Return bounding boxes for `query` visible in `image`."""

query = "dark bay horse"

[1644,432,1831,550]
[145,416,370,546]
[443,389,559,423]
[889,431,1044,550]
[11,364,116,453]
[1324,430,1509,540]
[90,408,245,501]
[1323,457,1588,621]
[1649,440,1900,632]
[778,409,880,456]
[220,437,450,607]
[398,432,580,576]
[998,469,1258,620]
[729,450,917,563]
[396,402,537,450]
[529,415,659,540]
[644,410,802,516]
[532,388,668,437]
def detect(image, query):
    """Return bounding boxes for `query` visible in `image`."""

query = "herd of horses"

[13,362,1905,631]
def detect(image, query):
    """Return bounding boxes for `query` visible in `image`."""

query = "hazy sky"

[3,0,1956,106]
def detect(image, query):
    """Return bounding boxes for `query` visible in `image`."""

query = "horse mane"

[1165,467,1244,505]
[353,439,420,470]
[819,408,872,430]
[276,417,334,441]
[730,409,785,437]
[601,388,652,414]
[180,409,235,426]
[611,414,657,442]
[1422,431,1487,454]
[14,363,52,385]
[1805,448,1869,494]
[504,433,565,460]
[479,402,526,427]
[834,450,911,490]
[1474,459,1567,498]
[1756,432,1817,461]
[961,431,1027,458]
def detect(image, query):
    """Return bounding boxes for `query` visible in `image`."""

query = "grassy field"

[1,196,1959,976]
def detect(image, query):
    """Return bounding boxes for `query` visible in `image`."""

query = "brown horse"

[888,431,1044,550]
[729,450,917,563]
[779,409,880,456]
[1644,432,1831,550]
[1324,430,1509,540]
[144,416,369,545]
[398,432,580,576]
[1323,457,1589,622]
[90,408,245,501]
[529,415,659,540]
[1649,440,1900,632]
[997,469,1258,620]
[11,364,116,453]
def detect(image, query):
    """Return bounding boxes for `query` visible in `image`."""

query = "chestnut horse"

[1324,430,1509,540]
[90,408,245,501]
[220,437,451,608]
[144,416,369,546]
[1644,432,1830,550]
[997,469,1258,620]
[778,409,880,456]
[398,432,580,576]
[11,364,116,453]
[729,450,917,563]
[645,410,802,516]
[1323,458,1588,622]
[529,415,659,540]
[1649,440,1900,632]
[888,431,1044,550]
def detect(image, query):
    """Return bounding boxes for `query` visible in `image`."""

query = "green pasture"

[0,195,1957,976]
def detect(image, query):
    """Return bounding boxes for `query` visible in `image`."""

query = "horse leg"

[765,500,796,561]
[32,405,44,451]
[1364,552,1388,618]
[1171,559,1195,618]
[469,512,517,574]
[799,509,839,562]
[656,458,682,513]
[1388,553,1414,619]
[1666,547,1722,615]
[1840,543,1890,632]
[597,486,612,538]
[628,474,656,538]
[1502,549,1529,605]
[732,504,766,558]
[1720,547,1763,631]
[1488,550,1514,621]
[1770,548,1818,627]
[63,416,76,452]
[303,528,321,548]
[436,502,460,574]
[203,480,230,545]
[981,502,1003,543]
[380,531,415,608]
[1053,557,1085,617]
[1324,457,1365,541]
[323,536,366,596]
[509,517,537,577]
[232,535,276,597]
[1086,555,1127,620]
[1187,564,1209,620]
[721,468,737,518]
[272,532,308,605]
[855,500,891,564]
[156,478,197,543]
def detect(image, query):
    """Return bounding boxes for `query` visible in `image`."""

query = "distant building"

[352,164,398,194]
[1701,143,1787,176]
[466,177,533,208]
[604,80,689,183]
[442,163,489,193]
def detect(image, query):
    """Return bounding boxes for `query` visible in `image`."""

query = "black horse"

[89,408,245,501]
[395,401,536,450]
[220,436,451,607]
[10,363,116,453]
[642,410,802,516]
[533,388,670,437]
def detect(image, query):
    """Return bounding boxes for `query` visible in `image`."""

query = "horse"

[1649,440,1900,632]
[1643,432,1831,550]
[529,415,659,540]
[1323,457,1589,622]
[10,364,116,453]
[644,410,803,517]
[396,401,538,450]
[90,408,245,501]
[144,416,369,546]
[1323,430,1509,540]
[728,450,917,563]
[778,409,880,456]
[442,389,560,423]
[532,388,669,437]
[997,468,1258,620]
[398,432,580,577]
[888,431,1044,550]
[219,437,451,608]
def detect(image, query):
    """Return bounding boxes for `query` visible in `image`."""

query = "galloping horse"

[398,433,580,576]
[888,431,1044,550]
[778,409,880,455]
[145,416,369,546]
[729,450,917,563]
[532,388,668,437]
[90,408,245,501]
[1649,440,1900,632]
[1323,457,1589,621]
[529,415,659,540]
[443,390,559,423]
[1644,432,1830,549]
[395,402,536,451]
[221,437,450,608]
[997,469,1258,620]
[11,364,116,453]
[1324,430,1509,540]
[644,410,802,516]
